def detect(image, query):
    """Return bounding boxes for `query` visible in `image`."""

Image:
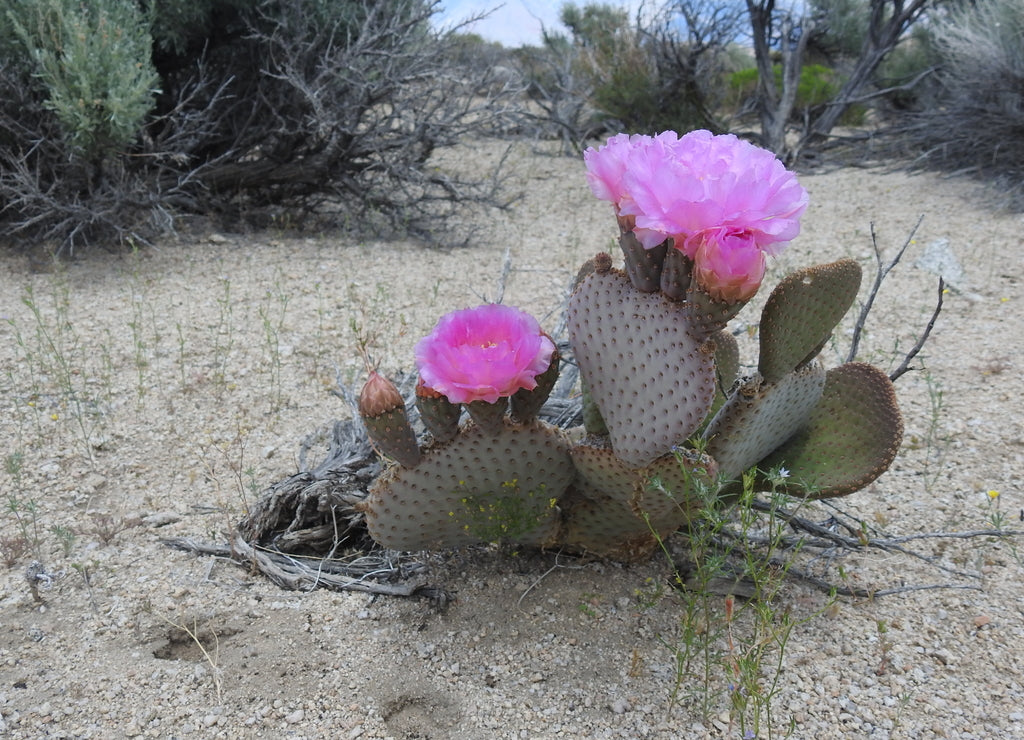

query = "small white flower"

[778,467,790,479]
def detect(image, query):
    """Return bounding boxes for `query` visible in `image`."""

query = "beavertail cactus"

[357,129,904,561]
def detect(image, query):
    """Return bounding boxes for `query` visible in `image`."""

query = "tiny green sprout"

[857,521,870,546]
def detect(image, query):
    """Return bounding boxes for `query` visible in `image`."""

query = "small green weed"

[649,462,834,738]
[450,480,555,543]
[4,451,43,561]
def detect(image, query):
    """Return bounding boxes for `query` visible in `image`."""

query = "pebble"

[285,709,304,724]
[609,698,631,714]
[143,511,181,527]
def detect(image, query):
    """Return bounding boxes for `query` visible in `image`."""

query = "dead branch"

[847,216,923,363]
[889,277,943,382]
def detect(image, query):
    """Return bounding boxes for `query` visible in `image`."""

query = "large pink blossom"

[585,129,807,256]
[583,131,680,227]
[414,304,556,405]
[690,227,767,303]
[621,130,808,255]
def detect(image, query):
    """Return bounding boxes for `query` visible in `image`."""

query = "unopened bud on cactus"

[593,251,613,274]
[688,227,766,303]
[415,378,461,443]
[659,245,692,300]
[358,372,421,467]
[510,338,560,424]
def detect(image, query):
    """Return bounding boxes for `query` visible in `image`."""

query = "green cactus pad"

[415,383,461,443]
[682,286,748,340]
[362,407,422,468]
[659,246,692,300]
[465,398,509,434]
[510,346,560,424]
[567,268,716,467]
[561,492,659,562]
[758,259,862,384]
[633,449,718,530]
[359,372,422,467]
[620,231,666,292]
[364,420,574,550]
[702,362,827,482]
[570,438,640,503]
[756,362,903,498]
[580,377,609,436]
[709,330,740,418]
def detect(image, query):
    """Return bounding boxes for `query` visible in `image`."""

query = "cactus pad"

[571,438,640,504]
[565,440,657,555]
[510,344,560,424]
[364,420,574,550]
[415,380,461,443]
[359,372,422,468]
[756,362,903,498]
[567,267,716,467]
[707,329,740,422]
[702,362,827,482]
[758,259,862,383]
[620,231,666,292]
[562,492,660,561]
[633,450,718,530]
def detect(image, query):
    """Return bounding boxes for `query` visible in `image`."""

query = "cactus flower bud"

[358,371,421,467]
[690,227,767,303]
[359,371,405,418]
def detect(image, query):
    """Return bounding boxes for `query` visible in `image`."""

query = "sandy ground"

[0,138,1022,739]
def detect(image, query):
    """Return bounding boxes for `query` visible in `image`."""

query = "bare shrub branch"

[0,0,523,252]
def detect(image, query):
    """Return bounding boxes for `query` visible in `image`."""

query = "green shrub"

[899,0,1024,203]
[876,25,940,111]
[554,1,724,136]
[729,63,840,112]
[0,0,518,253]
[4,0,157,162]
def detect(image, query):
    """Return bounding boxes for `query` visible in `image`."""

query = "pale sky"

[432,1,568,48]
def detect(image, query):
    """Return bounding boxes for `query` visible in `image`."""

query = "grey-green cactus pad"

[562,491,659,561]
[567,268,716,467]
[634,450,718,531]
[364,420,574,550]
[705,329,740,424]
[566,439,660,558]
[758,259,862,383]
[363,407,422,468]
[756,362,903,498]
[703,362,827,482]
[571,438,639,503]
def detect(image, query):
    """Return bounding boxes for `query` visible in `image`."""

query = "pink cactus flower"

[414,304,556,405]
[583,131,680,230]
[587,129,806,256]
[690,227,767,303]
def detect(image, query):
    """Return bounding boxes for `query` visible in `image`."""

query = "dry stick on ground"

[888,277,944,382]
[722,498,1024,598]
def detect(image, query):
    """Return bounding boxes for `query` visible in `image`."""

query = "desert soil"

[0,138,1022,740]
